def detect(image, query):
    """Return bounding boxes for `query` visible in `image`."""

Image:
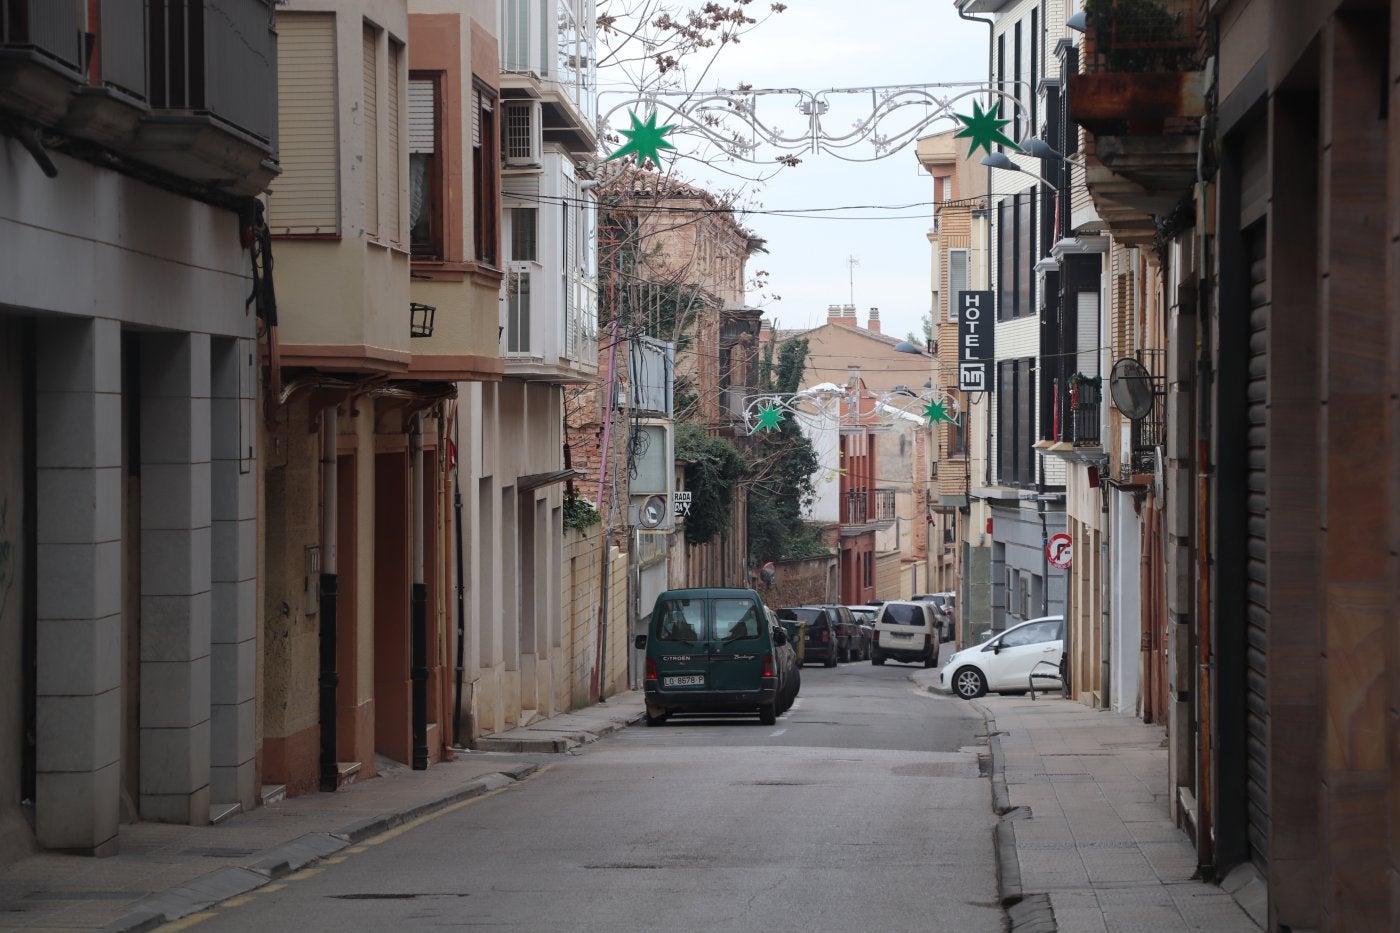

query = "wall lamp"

[410,302,436,338]
[1066,11,1087,32]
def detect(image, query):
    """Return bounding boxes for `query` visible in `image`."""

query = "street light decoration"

[754,403,785,432]
[952,100,1021,158]
[923,397,955,425]
[606,110,677,166]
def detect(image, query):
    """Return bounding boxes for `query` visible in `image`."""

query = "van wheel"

[871,651,885,666]
[759,704,777,726]
[645,706,667,727]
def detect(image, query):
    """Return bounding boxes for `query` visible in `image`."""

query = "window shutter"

[410,80,435,153]
[386,39,402,246]
[471,87,481,148]
[948,248,969,322]
[268,13,339,234]
[362,24,379,237]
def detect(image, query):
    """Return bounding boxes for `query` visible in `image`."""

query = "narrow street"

[177,663,1001,932]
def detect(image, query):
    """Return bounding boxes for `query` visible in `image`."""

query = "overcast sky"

[599,1,990,343]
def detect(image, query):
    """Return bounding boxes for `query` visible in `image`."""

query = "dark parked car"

[637,589,799,726]
[813,604,866,661]
[777,606,844,666]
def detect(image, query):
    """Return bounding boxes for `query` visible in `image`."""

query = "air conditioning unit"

[504,100,542,166]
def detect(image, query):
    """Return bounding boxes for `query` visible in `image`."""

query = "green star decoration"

[754,404,785,433]
[605,110,677,166]
[924,398,955,425]
[953,101,1021,159]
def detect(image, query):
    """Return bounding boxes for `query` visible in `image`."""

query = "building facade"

[0,0,277,858]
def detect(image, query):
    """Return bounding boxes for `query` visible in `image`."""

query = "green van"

[635,587,799,727]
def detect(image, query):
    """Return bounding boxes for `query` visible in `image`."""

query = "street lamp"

[979,151,1060,191]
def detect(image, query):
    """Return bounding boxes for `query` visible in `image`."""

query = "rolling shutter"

[1244,221,1270,873]
[363,24,379,237]
[268,13,339,235]
[386,39,402,247]
[410,80,435,153]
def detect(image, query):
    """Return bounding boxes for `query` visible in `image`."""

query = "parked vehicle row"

[775,605,871,665]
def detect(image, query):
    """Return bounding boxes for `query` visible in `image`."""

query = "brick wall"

[755,554,837,610]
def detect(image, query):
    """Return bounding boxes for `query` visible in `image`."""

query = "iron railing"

[842,490,868,526]
[1129,348,1167,474]
[1071,380,1102,447]
[874,488,896,523]
[1083,0,1202,74]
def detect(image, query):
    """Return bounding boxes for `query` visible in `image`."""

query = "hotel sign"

[957,291,995,392]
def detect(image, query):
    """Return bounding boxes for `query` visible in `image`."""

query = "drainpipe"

[593,319,620,702]
[410,414,429,770]
[1100,483,1112,709]
[318,407,340,793]
[451,408,467,747]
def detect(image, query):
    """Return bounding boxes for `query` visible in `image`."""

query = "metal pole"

[410,414,429,769]
[451,409,467,746]
[318,407,339,792]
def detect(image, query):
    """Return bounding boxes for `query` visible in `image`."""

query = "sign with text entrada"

[957,290,995,392]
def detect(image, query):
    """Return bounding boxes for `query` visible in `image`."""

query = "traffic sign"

[1047,533,1073,569]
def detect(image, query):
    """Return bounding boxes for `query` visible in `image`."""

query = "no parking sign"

[1047,533,1073,569]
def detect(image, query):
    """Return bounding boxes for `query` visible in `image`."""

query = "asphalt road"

[174,660,1001,933]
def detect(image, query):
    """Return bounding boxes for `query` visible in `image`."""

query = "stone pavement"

[914,669,1265,933]
[0,693,644,933]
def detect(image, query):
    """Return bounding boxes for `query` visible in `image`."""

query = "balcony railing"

[842,491,869,526]
[1082,0,1202,75]
[873,488,896,523]
[1070,380,1102,448]
[1129,349,1167,474]
[0,0,83,72]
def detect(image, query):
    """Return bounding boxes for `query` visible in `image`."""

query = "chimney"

[867,307,881,333]
[847,364,861,387]
[827,304,845,325]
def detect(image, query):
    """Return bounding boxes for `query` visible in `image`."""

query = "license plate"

[663,675,704,687]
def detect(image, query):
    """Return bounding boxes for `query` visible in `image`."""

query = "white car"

[940,615,1065,699]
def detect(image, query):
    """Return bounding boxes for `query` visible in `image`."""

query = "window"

[715,600,760,641]
[386,38,403,247]
[472,82,499,266]
[409,74,442,258]
[948,248,969,322]
[510,207,538,261]
[269,13,339,234]
[997,191,1038,321]
[657,599,704,642]
[996,357,1035,486]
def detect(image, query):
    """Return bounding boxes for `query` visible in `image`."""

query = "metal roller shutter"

[269,14,339,235]
[1244,222,1269,872]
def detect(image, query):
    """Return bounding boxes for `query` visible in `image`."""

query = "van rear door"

[651,595,710,691]
[707,596,767,692]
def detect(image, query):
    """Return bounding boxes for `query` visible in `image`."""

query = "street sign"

[673,491,692,517]
[1047,533,1073,569]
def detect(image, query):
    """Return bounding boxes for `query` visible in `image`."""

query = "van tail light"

[645,658,657,681]
[924,634,933,649]
[762,654,775,678]
[873,631,880,645]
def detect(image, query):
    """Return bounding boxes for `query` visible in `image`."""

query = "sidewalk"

[0,693,644,933]
[914,671,1264,933]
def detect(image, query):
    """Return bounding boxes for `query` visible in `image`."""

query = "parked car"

[776,606,842,667]
[846,606,877,658]
[636,588,799,726]
[870,600,942,667]
[940,615,1066,699]
[913,592,957,641]
[814,604,864,661]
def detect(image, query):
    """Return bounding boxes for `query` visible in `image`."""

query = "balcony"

[1070,379,1102,448]
[1067,0,1206,246]
[0,0,277,196]
[873,488,896,523]
[499,0,596,156]
[125,0,278,196]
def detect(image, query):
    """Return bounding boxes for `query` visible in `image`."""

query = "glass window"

[714,599,760,640]
[1000,620,1060,648]
[879,603,925,626]
[656,598,704,642]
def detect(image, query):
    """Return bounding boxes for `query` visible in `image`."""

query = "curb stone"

[100,767,537,933]
[1006,893,1056,933]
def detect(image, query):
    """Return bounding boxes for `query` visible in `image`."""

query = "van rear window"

[880,604,925,626]
[656,599,704,642]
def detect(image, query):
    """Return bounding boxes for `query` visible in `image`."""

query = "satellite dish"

[1109,358,1155,420]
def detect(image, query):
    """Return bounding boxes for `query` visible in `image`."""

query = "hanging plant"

[562,490,601,532]
[675,422,747,545]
